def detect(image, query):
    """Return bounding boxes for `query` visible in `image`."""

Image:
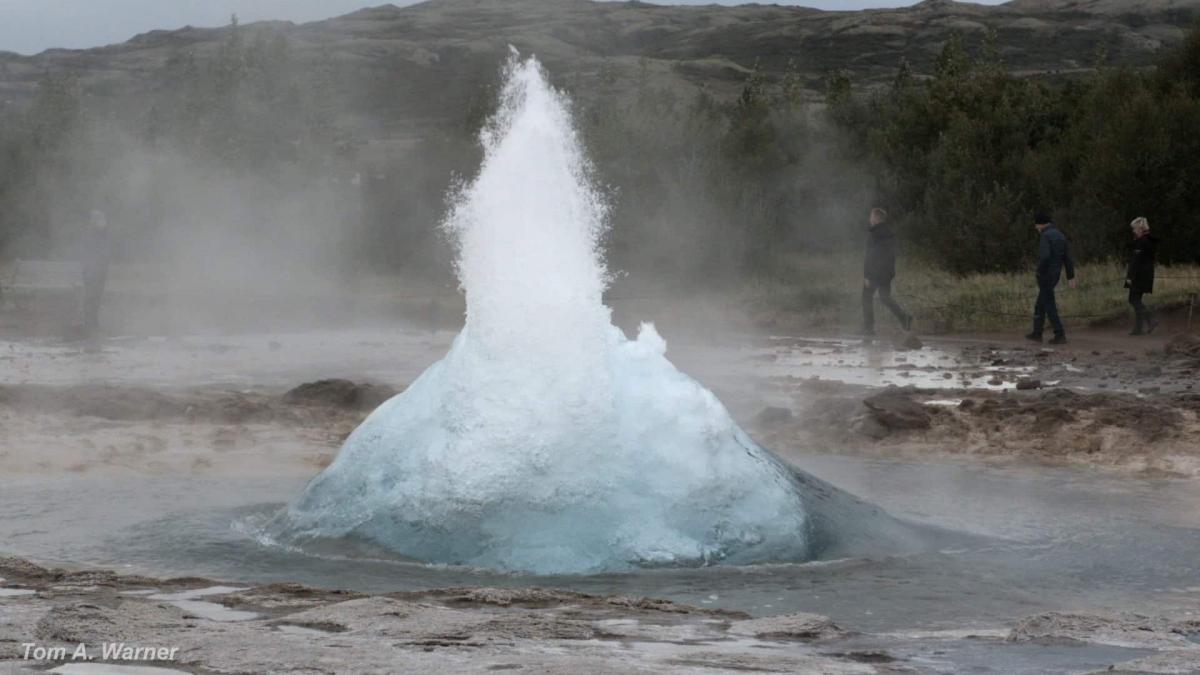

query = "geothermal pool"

[3,454,1199,634]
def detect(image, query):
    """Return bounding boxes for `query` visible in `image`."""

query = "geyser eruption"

[273,53,817,574]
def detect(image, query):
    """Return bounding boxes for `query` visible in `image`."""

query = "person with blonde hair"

[1125,216,1159,335]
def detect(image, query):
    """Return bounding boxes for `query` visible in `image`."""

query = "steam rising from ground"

[271,53,812,574]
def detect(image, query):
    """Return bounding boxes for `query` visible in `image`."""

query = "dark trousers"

[1129,290,1154,332]
[862,280,908,331]
[1032,284,1064,337]
[82,273,106,334]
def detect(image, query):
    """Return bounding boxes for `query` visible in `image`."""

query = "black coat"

[1036,225,1076,288]
[1126,234,1158,294]
[864,223,897,284]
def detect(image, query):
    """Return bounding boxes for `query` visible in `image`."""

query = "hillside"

[1,0,1198,137]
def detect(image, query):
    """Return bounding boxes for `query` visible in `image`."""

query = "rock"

[988,377,1004,386]
[894,333,924,350]
[282,379,398,411]
[36,601,185,643]
[1008,612,1195,650]
[1016,378,1041,390]
[728,612,844,641]
[862,392,931,430]
[1164,333,1200,359]
[754,406,793,426]
[852,415,890,440]
[1034,406,1074,430]
[0,557,51,580]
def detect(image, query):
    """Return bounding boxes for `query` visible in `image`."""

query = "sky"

[0,0,1008,56]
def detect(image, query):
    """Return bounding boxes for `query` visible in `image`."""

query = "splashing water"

[270,53,813,574]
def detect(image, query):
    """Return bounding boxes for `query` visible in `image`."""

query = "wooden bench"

[2,260,84,311]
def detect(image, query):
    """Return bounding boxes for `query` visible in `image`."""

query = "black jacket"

[1126,234,1158,294]
[864,223,897,284]
[1036,225,1075,288]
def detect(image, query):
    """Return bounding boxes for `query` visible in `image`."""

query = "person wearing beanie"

[861,207,913,337]
[1026,211,1076,345]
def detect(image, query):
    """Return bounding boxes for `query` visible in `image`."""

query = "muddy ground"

[3,331,1197,479]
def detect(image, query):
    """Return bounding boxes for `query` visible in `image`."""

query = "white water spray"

[273,53,812,574]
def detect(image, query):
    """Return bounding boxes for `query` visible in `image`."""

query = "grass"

[741,252,1200,333]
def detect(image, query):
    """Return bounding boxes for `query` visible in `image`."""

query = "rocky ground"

[745,331,1200,477]
[2,327,1199,672]
[1,556,1198,674]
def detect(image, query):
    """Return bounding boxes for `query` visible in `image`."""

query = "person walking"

[861,207,912,336]
[1125,216,1159,336]
[1026,212,1076,345]
[80,209,112,336]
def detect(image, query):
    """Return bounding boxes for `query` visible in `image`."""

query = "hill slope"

[1,0,1197,135]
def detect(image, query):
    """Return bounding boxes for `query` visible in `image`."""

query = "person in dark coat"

[861,207,912,336]
[80,210,112,336]
[1026,211,1076,345]
[1125,216,1159,336]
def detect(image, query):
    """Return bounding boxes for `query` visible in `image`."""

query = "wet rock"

[35,601,184,643]
[728,612,843,641]
[894,333,923,351]
[1034,407,1074,430]
[862,392,931,430]
[1165,333,1200,359]
[0,556,51,580]
[282,379,398,411]
[1106,649,1200,674]
[852,415,891,440]
[1016,378,1041,390]
[754,406,793,426]
[1008,612,1195,650]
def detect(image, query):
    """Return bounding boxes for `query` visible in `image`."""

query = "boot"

[1048,334,1068,345]
[1146,316,1160,334]
[1025,332,1042,343]
[1131,313,1145,336]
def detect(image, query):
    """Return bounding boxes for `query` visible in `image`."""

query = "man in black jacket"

[1125,217,1159,336]
[862,208,912,336]
[1026,212,1076,345]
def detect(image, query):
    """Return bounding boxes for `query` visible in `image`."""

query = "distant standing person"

[1125,216,1159,335]
[1026,212,1076,345]
[861,207,912,336]
[80,210,112,336]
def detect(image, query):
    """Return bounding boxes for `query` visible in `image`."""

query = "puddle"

[746,338,1027,390]
[0,588,37,597]
[147,586,259,622]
